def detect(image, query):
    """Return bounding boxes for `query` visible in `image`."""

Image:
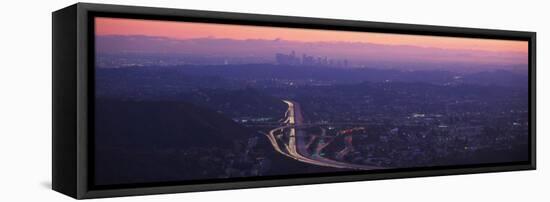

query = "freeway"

[265,100,383,170]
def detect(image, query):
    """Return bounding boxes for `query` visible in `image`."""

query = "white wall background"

[0,0,546,201]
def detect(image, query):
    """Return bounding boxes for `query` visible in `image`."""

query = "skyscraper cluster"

[275,51,349,67]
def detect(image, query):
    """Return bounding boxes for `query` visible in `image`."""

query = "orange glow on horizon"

[95,17,528,53]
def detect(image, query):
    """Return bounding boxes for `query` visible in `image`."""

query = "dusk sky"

[95,17,528,68]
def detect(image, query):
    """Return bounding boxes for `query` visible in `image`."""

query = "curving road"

[265,100,383,170]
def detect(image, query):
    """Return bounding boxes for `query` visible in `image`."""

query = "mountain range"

[96,35,527,72]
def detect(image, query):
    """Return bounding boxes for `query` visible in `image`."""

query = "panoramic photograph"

[93,17,529,186]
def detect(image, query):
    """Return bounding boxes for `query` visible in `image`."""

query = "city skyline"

[95,17,528,70]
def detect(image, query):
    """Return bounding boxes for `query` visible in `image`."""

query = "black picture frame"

[52,3,536,199]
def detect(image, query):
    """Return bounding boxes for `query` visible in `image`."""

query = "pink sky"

[95,17,528,53]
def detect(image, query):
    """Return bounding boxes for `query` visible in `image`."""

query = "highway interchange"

[265,100,383,170]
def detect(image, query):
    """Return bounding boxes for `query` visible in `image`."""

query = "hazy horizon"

[96,34,527,71]
[95,17,528,72]
[96,17,527,52]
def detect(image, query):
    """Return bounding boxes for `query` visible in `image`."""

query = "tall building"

[275,51,349,67]
[275,51,300,65]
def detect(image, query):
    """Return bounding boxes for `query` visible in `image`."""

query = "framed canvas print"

[52,3,536,199]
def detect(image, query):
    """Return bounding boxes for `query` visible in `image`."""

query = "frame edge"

[67,2,537,199]
[52,3,79,199]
